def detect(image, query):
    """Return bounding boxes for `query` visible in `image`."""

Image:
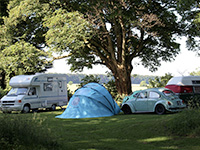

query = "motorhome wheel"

[22,105,30,113]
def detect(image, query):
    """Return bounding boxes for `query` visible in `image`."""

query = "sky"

[46,38,200,77]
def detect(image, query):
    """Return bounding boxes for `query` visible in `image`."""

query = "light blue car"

[121,88,186,115]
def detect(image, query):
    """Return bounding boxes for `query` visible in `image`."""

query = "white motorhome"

[0,73,68,113]
[165,76,200,101]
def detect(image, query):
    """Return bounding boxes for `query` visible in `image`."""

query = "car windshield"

[130,91,141,97]
[7,88,28,96]
[162,90,176,98]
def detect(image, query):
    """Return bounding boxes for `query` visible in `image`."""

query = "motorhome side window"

[47,77,53,82]
[28,87,36,96]
[44,83,53,91]
[58,81,62,88]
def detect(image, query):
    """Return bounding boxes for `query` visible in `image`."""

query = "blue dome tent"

[56,83,121,119]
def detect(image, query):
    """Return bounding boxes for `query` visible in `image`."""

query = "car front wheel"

[122,105,132,114]
[155,104,166,115]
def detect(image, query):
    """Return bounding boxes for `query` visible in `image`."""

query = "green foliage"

[43,9,91,52]
[0,114,59,150]
[68,81,73,85]
[76,73,119,100]
[187,95,200,109]
[0,0,53,90]
[67,88,73,100]
[190,67,200,76]
[176,0,200,54]
[0,40,52,90]
[0,87,8,98]
[148,73,173,88]
[104,79,118,99]
[3,0,49,46]
[1,0,199,94]
[0,0,9,24]
[78,75,101,88]
[165,109,200,137]
[66,74,155,84]
[140,81,147,87]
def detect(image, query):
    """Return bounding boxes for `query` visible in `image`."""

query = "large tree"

[1,0,200,95]
[0,0,52,89]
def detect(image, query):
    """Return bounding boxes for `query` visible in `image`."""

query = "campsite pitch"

[40,111,200,150]
[1,110,200,150]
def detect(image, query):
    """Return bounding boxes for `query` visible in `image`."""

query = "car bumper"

[167,106,186,112]
[0,105,22,112]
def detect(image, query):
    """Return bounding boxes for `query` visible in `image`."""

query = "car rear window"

[163,90,176,97]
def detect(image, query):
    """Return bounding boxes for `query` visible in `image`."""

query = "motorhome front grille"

[2,101,15,103]
[2,104,14,106]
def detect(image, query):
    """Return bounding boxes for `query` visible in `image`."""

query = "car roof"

[140,88,171,93]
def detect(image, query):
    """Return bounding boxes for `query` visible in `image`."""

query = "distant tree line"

[66,74,155,84]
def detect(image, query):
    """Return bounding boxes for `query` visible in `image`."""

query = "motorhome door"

[25,87,39,109]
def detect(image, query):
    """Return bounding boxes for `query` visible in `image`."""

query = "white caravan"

[0,73,68,113]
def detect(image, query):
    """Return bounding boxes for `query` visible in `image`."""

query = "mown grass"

[1,110,200,150]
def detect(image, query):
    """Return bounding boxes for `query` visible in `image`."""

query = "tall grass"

[0,113,59,150]
[165,109,200,137]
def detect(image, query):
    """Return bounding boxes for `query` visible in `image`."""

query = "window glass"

[149,92,160,99]
[47,77,53,82]
[7,88,28,96]
[138,92,147,99]
[44,83,53,91]
[28,87,36,96]
[162,90,177,98]
[58,81,62,88]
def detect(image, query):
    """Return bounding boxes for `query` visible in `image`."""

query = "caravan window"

[44,83,53,91]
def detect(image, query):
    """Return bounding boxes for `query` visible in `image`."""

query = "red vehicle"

[165,76,200,102]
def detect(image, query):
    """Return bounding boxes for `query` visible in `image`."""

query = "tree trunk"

[111,63,132,95]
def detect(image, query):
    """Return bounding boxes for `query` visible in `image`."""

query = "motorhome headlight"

[18,100,22,103]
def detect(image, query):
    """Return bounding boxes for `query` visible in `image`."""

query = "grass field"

[3,110,199,150]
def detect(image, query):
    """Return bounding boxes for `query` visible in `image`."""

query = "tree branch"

[50,53,72,63]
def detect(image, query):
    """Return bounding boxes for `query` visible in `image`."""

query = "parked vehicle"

[121,88,186,115]
[165,76,200,101]
[0,73,68,113]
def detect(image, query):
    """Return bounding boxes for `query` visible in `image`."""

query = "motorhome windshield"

[7,88,28,96]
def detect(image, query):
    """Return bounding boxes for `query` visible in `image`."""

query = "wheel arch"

[121,103,135,113]
[154,103,167,115]
[22,103,31,113]
[153,101,167,112]
[23,103,31,109]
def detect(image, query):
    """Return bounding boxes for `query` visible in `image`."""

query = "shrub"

[0,87,8,99]
[0,114,59,150]
[187,95,200,109]
[78,75,100,88]
[165,109,200,137]
[104,79,118,99]
[67,87,73,100]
